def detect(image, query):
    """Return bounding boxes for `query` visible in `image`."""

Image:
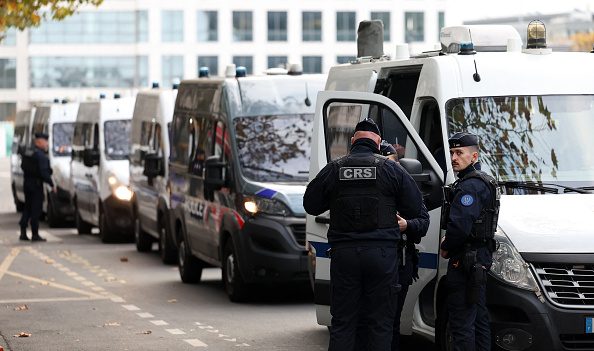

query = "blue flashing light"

[236,66,247,78]
[199,66,210,78]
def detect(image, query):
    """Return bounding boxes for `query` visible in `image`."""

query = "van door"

[307,90,444,328]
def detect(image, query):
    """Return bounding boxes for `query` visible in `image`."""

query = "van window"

[189,117,209,177]
[52,123,74,156]
[447,95,594,185]
[153,123,162,155]
[234,114,313,182]
[419,100,446,174]
[104,120,131,160]
[171,114,189,165]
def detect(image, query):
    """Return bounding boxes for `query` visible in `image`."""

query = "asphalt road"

[0,159,435,351]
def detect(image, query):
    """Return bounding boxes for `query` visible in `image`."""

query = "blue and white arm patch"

[460,194,474,207]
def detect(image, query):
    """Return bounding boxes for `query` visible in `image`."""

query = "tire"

[177,229,202,283]
[436,300,453,351]
[75,200,92,235]
[46,193,60,228]
[99,205,115,243]
[222,239,250,302]
[159,215,177,264]
[134,214,153,252]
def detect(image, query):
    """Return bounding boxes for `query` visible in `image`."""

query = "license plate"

[587,317,593,334]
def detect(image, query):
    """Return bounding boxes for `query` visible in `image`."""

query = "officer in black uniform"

[19,132,55,241]
[440,132,499,351]
[303,119,425,351]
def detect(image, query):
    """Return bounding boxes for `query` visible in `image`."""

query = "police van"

[306,22,594,350]
[11,108,35,212]
[129,84,178,263]
[169,66,325,301]
[30,100,79,227]
[70,94,135,242]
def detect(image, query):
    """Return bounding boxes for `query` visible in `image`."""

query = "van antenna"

[469,30,481,82]
[304,82,312,107]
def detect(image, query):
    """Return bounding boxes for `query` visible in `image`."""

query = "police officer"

[380,140,398,162]
[19,132,56,241]
[440,132,499,351]
[303,119,425,351]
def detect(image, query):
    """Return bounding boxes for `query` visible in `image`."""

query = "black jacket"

[24,147,54,188]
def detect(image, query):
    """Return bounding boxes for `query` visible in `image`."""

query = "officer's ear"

[350,136,354,145]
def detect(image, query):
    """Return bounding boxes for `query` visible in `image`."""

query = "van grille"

[290,224,306,247]
[560,334,594,350]
[532,263,594,308]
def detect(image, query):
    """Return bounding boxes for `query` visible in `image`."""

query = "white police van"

[70,94,135,242]
[307,22,594,351]
[11,108,35,212]
[30,100,79,227]
[129,84,178,263]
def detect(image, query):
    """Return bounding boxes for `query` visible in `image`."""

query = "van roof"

[34,102,79,125]
[133,89,178,123]
[77,97,135,124]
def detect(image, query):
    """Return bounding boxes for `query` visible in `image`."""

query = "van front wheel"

[223,239,250,302]
[134,215,153,252]
[178,234,202,283]
[75,201,92,234]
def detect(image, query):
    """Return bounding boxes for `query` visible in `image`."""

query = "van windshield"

[52,123,74,156]
[447,95,594,187]
[234,114,313,183]
[104,120,131,160]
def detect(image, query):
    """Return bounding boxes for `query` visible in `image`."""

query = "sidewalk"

[0,157,16,214]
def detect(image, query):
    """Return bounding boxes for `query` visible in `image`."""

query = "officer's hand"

[440,249,449,259]
[396,214,407,232]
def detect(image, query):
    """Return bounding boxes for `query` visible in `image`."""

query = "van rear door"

[307,90,444,327]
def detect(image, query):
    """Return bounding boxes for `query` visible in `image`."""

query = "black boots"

[19,227,29,241]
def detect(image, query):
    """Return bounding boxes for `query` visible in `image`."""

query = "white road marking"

[91,286,105,291]
[206,329,219,333]
[110,297,125,302]
[165,329,186,335]
[122,304,140,311]
[82,281,95,286]
[150,320,169,326]
[73,276,86,281]
[66,272,78,277]
[224,338,236,342]
[236,343,250,347]
[0,296,108,303]
[137,312,154,318]
[184,339,208,347]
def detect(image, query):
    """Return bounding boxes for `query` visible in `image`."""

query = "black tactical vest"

[21,148,41,178]
[329,154,398,232]
[441,170,500,242]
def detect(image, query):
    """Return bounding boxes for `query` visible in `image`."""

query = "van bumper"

[103,195,134,233]
[235,215,308,284]
[487,275,594,351]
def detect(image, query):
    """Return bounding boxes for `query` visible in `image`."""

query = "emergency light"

[526,20,546,49]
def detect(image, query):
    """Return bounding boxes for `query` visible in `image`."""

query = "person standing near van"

[304,119,425,351]
[19,132,56,241]
[440,132,499,351]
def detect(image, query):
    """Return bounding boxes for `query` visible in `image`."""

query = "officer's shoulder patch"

[460,194,474,207]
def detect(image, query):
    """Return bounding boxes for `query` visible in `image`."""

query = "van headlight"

[243,197,290,216]
[107,174,132,201]
[490,228,540,292]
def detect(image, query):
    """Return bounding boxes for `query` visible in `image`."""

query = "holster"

[467,263,487,306]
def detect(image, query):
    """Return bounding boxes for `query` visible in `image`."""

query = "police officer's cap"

[380,140,396,156]
[34,132,49,140]
[354,118,381,136]
[448,132,478,148]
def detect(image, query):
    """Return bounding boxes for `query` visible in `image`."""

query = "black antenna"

[304,82,311,106]
[469,29,481,82]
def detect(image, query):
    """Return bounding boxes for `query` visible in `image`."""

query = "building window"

[233,56,253,75]
[303,56,322,74]
[268,56,287,69]
[29,56,148,88]
[405,12,425,43]
[336,11,356,42]
[438,12,445,39]
[1,29,16,46]
[337,56,355,64]
[162,55,183,88]
[197,11,217,42]
[371,12,391,42]
[29,11,148,44]
[0,59,16,89]
[233,11,253,42]
[162,10,184,42]
[302,12,322,42]
[268,11,287,41]
[198,56,218,76]
[0,103,16,122]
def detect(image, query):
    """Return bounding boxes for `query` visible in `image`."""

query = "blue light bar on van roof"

[199,66,209,78]
[152,82,159,89]
[236,66,247,78]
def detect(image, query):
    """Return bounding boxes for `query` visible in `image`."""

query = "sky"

[455,0,594,21]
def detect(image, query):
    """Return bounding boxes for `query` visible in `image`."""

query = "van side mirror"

[83,149,100,167]
[399,158,430,182]
[204,155,226,190]
[399,158,444,211]
[143,153,164,178]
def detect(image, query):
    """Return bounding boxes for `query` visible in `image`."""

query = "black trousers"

[19,182,43,236]
[329,246,399,351]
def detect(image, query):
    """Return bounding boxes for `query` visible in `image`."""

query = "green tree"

[0,0,103,39]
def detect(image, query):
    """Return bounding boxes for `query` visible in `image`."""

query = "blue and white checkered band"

[460,194,474,207]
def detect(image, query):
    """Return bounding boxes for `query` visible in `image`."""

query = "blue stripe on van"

[309,241,438,269]
[256,188,277,199]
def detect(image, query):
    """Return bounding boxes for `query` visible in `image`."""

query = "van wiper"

[499,181,591,194]
[565,186,594,194]
[242,166,294,178]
